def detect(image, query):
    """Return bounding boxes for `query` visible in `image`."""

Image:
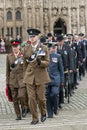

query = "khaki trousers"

[27,83,46,121]
[11,87,27,117]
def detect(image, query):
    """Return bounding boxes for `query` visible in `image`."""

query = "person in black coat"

[57,35,73,105]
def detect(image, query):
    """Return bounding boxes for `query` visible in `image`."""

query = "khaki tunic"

[23,44,50,85]
[6,52,24,89]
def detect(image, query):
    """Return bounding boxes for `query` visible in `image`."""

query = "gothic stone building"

[0,0,87,41]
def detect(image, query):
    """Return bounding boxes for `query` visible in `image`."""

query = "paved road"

[0,54,87,130]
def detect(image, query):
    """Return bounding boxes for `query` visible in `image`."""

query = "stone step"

[0,110,87,130]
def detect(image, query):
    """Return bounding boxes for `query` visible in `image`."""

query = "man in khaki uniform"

[23,28,50,125]
[6,40,27,120]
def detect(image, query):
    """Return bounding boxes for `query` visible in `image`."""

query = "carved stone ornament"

[52,8,58,16]
[71,8,77,26]
[80,6,85,26]
[61,7,68,15]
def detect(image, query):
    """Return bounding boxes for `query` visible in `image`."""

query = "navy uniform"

[57,35,73,104]
[78,33,86,79]
[46,43,64,118]
[67,35,77,92]
[46,33,53,42]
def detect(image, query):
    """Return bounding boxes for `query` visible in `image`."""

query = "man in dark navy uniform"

[78,33,86,79]
[57,35,73,105]
[46,42,64,118]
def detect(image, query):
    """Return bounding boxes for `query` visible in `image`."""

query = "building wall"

[0,0,87,41]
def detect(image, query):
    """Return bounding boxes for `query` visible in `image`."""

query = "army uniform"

[6,40,27,120]
[23,28,50,124]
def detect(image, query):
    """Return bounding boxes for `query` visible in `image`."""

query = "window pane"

[16,27,19,36]
[2,28,4,37]
[20,26,22,37]
[7,11,12,20]
[11,27,13,37]
[7,27,10,35]
[16,11,21,20]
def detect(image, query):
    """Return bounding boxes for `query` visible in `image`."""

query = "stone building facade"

[0,0,87,41]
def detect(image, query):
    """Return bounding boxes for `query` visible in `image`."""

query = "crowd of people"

[5,28,87,125]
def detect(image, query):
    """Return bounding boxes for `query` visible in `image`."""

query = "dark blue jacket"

[48,52,64,87]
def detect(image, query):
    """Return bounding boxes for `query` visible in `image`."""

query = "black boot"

[22,108,27,118]
[41,114,46,122]
[16,116,21,120]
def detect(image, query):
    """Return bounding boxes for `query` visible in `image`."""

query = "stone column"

[77,7,80,34]
[68,7,71,33]
[67,0,71,33]
[85,0,87,34]
[13,0,16,39]
[3,0,7,38]
[35,8,40,29]
[49,1,52,33]
[23,0,28,41]
[32,0,35,28]
[40,0,44,34]
[28,8,32,28]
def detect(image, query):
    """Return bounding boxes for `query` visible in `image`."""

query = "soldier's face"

[79,36,83,40]
[12,45,20,53]
[48,36,52,41]
[68,38,72,42]
[50,46,57,53]
[30,35,39,44]
[58,40,63,46]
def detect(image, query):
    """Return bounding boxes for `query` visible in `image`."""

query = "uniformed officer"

[57,35,73,105]
[23,28,50,125]
[6,40,27,120]
[78,33,86,79]
[46,33,53,42]
[46,43,64,118]
[67,34,77,92]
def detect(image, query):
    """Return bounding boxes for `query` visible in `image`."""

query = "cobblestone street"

[0,54,87,130]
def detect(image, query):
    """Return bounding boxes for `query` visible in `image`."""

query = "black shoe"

[27,108,30,113]
[48,116,53,118]
[30,120,39,125]
[16,116,21,120]
[59,105,62,109]
[54,110,58,115]
[22,108,27,118]
[75,86,78,89]
[71,89,75,94]
[76,82,79,85]
[41,114,46,122]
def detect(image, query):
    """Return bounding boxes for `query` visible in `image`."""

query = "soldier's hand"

[36,58,41,65]
[60,83,64,87]
[83,58,86,62]
[69,70,73,73]
[10,63,15,68]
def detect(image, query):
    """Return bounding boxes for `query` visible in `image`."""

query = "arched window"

[7,11,12,20]
[16,11,21,20]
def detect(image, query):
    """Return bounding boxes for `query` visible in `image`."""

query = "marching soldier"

[57,35,73,105]
[23,28,50,125]
[67,34,77,92]
[46,43,64,118]
[6,40,27,120]
[46,33,53,42]
[78,33,86,79]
